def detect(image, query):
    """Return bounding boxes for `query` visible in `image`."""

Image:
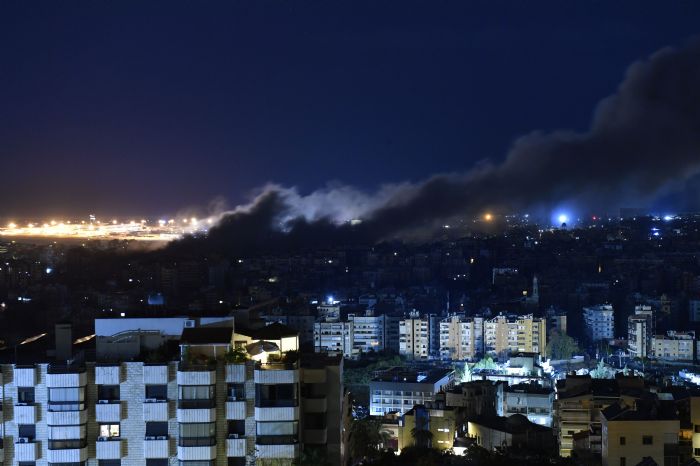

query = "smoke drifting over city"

[173,39,700,256]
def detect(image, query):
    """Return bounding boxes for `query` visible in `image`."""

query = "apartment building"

[553,375,645,457]
[496,382,554,426]
[399,311,430,360]
[483,314,546,358]
[313,318,355,358]
[627,309,653,360]
[0,318,344,466]
[347,311,385,353]
[397,405,458,452]
[652,331,695,361]
[369,367,453,416]
[439,315,483,360]
[601,401,680,466]
[583,305,615,342]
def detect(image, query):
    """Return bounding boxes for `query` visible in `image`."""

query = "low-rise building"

[497,382,554,426]
[601,401,680,466]
[652,331,695,361]
[397,405,458,451]
[467,414,555,453]
[370,367,454,416]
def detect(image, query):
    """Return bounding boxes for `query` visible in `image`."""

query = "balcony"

[226,400,247,420]
[255,406,300,421]
[46,364,87,388]
[96,401,122,422]
[15,440,39,462]
[177,442,217,461]
[303,396,327,413]
[226,363,246,383]
[144,363,170,384]
[177,406,216,423]
[47,444,88,463]
[143,400,170,422]
[226,437,246,457]
[13,365,36,387]
[144,437,170,458]
[255,442,299,459]
[96,438,122,459]
[177,362,216,385]
[48,409,88,425]
[254,363,299,384]
[14,403,38,424]
[95,364,121,385]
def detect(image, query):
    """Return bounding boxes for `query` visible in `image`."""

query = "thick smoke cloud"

[171,39,700,256]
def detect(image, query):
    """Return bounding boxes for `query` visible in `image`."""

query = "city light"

[0,215,217,242]
[558,214,569,224]
[484,213,493,221]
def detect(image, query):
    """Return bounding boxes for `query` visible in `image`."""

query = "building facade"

[399,312,430,360]
[583,305,615,342]
[483,314,546,357]
[439,315,483,361]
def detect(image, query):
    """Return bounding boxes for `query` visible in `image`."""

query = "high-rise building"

[399,311,430,360]
[627,305,653,359]
[347,311,386,353]
[313,318,355,358]
[583,305,615,342]
[483,314,547,357]
[369,367,453,416]
[438,314,484,360]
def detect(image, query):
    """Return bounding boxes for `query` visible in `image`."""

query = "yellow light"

[484,213,493,221]
[7,222,16,229]
[50,220,57,226]
[112,219,118,225]
[190,217,198,224]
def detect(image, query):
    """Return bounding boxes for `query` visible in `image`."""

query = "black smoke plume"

[169,39,700,257]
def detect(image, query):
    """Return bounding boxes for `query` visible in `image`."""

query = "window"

[179,462,213,466]
[304,413,326,430]
[99,424,120,438]
[256,421,298,436]
[49,439,87,449]
[48,387,85,411]
[620,436,626,445]
[146,385,167,401]
[695,448,700,456]
[179,386,214,399]
[98,385,120,402]
[17,387,35,404]
[178,386,214,408]
[147,461,168,466]
[146,422,168,438]
[695,425,700,434]
[620,458,626,466]
[19,424,36,440]
[642,435,653,445]
[255,383,297,407]
[227,420,245,437]
[228,459,246,466]
[227,384,245,401]
[178,423,215,446]
[99,461,120,466]
[49,425,87,440]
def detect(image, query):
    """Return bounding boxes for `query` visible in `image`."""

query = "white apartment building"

[496,383,554,426]
[369,368,453,416]
[439,315,483,360]
[313,319,355,358]
[583,305,615,342]
[399,312,430,360]
[627,306,653,359]
[483,314,546,357]
[0,319,345,466]
[347,311,385,353]
[652,331,695,361]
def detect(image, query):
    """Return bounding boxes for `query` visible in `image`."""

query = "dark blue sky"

[2,1,699,218]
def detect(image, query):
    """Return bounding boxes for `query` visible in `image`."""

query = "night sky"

[2,1,700,219]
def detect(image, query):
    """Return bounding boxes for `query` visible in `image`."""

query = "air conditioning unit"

[16,402,28,406]
[18,437,29,443]
[184,319,196,328]
[98,436,108,442]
